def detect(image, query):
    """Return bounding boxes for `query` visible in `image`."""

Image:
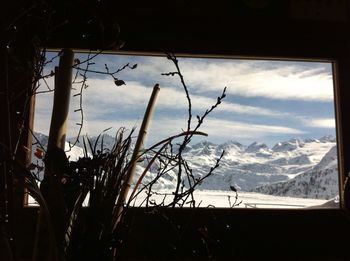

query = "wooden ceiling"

[3,0,350,58]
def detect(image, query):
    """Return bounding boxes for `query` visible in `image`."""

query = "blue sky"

[34,52,336,147]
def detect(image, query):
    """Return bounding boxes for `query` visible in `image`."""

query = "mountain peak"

[191,140,216,149]
[245,142,269,153]
[319,135,336,143]
[219,140,244,150]
[272,139,304,152]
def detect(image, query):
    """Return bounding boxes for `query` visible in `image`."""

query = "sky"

[34,52,337,147]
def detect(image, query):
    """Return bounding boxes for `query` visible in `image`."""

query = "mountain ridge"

[31,132,338,199]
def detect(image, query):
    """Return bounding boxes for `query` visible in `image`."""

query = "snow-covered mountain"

[31,133,338,199]
[181,137,337,193]
[251,145,338,199]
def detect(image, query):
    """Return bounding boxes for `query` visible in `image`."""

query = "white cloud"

[32,75,303,138]
[301,118,336,128]
[64,116,304,146]
[148,117,305,144]
[176,60,334,102]
[198,118,305,140]
[110,56,335,101]
[78,79,287,119]
[66,119,143,139]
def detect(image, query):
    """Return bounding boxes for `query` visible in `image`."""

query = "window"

[30,51,340,209]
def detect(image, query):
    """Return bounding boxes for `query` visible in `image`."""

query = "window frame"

[26,49,345,210]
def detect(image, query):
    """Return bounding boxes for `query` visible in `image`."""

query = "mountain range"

[32,133,338,200]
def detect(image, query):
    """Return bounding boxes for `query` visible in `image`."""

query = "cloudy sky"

[34,52,337,147]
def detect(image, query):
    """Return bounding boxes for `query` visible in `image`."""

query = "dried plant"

[1,4,237,258]
[2,43,235,261]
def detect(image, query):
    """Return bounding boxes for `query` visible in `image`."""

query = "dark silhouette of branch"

[163,53,192,133]
[161,53,228,208]
[73,62,137,83]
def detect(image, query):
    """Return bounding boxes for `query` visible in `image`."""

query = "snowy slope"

[251,146,338,199]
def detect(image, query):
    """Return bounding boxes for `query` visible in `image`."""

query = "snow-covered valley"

[127,190,336,209]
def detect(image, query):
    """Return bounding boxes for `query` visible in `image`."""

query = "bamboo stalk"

[113,84,160,229]
[47,49,74,151]
[34,49,74,261]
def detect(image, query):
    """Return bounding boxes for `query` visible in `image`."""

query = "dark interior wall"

[2,0,350,260]
[41,1,350,57]
[120,208,350,260]
[12,207,350,260]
